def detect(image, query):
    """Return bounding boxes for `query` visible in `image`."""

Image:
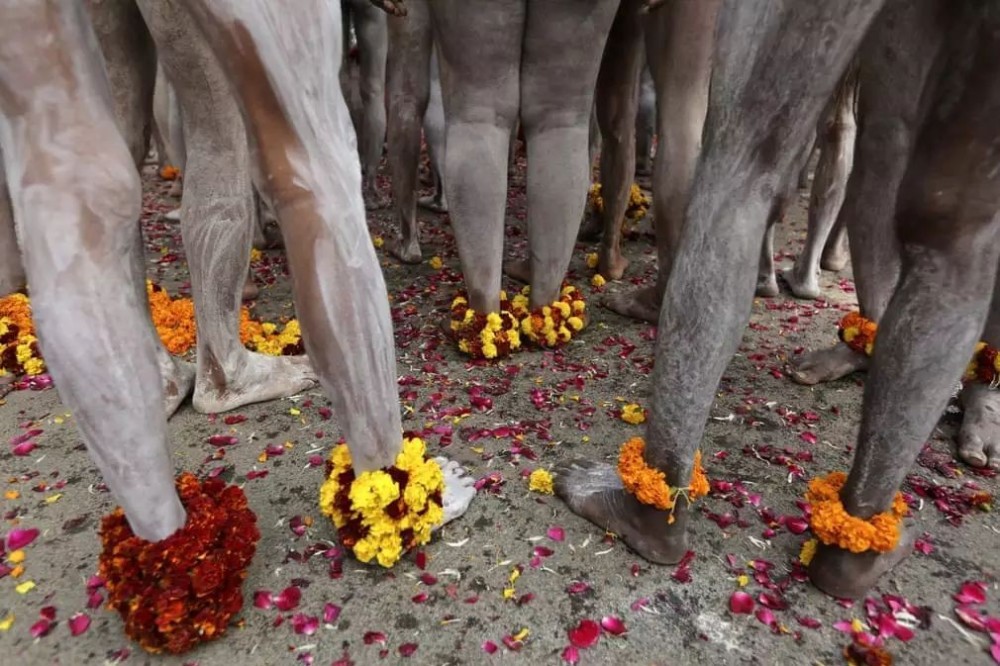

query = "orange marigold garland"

[838,311,878,357]
[450,292,522,360]
[805,471,907,554]
[512,284,588,349]
[98,473,260,654]
[617,437,709,520]
[0,293,44,377]
[965,342,1000,387]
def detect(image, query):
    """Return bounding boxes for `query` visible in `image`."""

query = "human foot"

[598,245,629,281]
[789,343,869,385]
[756,270,779,297]
[957,383,1000,468]
[503,258,531,284]
[192,352,316,414]
[554,459,690,564]
[808,527,916,600]
[158,355,195,418]
[417,193,448,214]
[602,284,660,324]
[782,266,822,300]
[388,236,422,264]
[821,235,851,272]
[433,457,477,526]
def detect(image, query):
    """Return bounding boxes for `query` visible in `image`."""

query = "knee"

[857,119,912,164]
[521,98,589,137]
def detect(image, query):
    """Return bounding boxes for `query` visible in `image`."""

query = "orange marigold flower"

[804,471,906,555]
[617,438,709,514]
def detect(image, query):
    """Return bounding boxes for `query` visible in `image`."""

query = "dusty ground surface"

[1,154,998,666]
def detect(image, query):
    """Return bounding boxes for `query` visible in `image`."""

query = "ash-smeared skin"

[0,0,186,541]
[429,0,620,311]
[790,0,949,387]
[784,66,859,300]
[417,49,448,214]
[138,0,317,416]
[433,458,475,527]
[343,0,388,209]
[152,65,187,173]
[0,158,25,296]
[559,0,885,579]
[602,0,719,323]
[635,66,655,177]
[383,0,432,263]
[588,0,645,282]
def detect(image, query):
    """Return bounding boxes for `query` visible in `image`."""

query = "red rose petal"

[6,527,39,550]
[68,613,90,636]
[364,631,387,646]
[323,603,341,624]
[398,643,418,658]
[561,645,580,664]
[253,590,274,610]
[12,442,36,456]
[729,591,754,614]
[600,616,626,635]
[784,516,809,535]
[482,640,498,654]
[755,608,775,626]
[567,619,600,649]
[547,526,565,542]
[291,614,319,636]
[954,581,987,605]
[30,619,53,638]
[275,586,302,611]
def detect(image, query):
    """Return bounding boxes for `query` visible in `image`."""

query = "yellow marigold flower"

[483,342,499,359]
[591,274,606,287]
[798,538,817,566]
[372,235,385,249]
[528,469,554,495]
[568,316,585,332]
[458,339,471,353]
[249,248,262,263]
[404,482,429,511]
[621,403,646,425]
[554,301,571,318]
[348,471,400,512]
[429,256,443,270]
[586,253,599,269]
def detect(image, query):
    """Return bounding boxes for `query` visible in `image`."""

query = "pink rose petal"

[568,619,600,649]
[482,640,498,654]
[600,616,626,635]
[68,613,90,636]
[561,645,580,664]
[364,631,387,646]
[253,590,274,610]
[6,527,39,550]
[954,581,987,605]
[797,616,822,629]
[291,614,319,636]
[729,591,754,614]
[784,516,809,535]
[12,441,37,456]
[86,590,103,609]
[398,643,418,658]
[755,608,775,626]
[30,619,53,638]
[323,603,341,624]
[274,586,301,611]
[547,526,565,542]
[566,581,591,595]
[990,642,1000,664]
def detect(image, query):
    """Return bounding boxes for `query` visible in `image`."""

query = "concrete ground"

[1,154,998,666]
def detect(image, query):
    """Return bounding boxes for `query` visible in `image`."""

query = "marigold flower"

[591,274,606,288]
[804,471,906,554]
[528,469,554,495]
[586,253,599,269]
[449,291,522,360]
[620,403,646,425]
[617,438,709,515]
[429,256,443,270]
[515,285,588,349]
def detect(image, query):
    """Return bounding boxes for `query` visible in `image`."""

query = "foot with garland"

[790,311,874,385]
[957,348,1000,469]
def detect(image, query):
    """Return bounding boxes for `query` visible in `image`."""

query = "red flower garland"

[967,342,1000,386]
[98,473,260,654]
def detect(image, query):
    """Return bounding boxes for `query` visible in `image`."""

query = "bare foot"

[192,352,317,414]
[602,285,660,324]
[957,383,1000,468]
[388,236,422,264]
[158,355,195,418]
[242,274,259,302]
[808,527,916,600]
[756,270,779,297]
[433,457,476,527]
[782,266,822,300]
[821,234,850,272]
[417,193,448,214]
[789,343,868,385]
[554,460,690,564]
[163,208,181,222]
[598,245,629,281]
[504,259,531,284]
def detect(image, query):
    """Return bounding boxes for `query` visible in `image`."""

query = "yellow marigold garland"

[588,183,650,225]
[318,438,445,568]
[450,292,522,360]
[805,472,907,554]
[838,311,878,356]
[617,437,709,521]
[512,285,587,349]
[0,293,44,377]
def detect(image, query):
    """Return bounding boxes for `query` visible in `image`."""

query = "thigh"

[521,0,620,129]
[429,0,523,124]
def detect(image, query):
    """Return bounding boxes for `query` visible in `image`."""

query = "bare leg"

[0,0,184,540]
[385,0,431,263]
[957,269,1000,468]
[0,157,25,296]
[590,0,645,282]
[757,140,814,297]
[350,0,388,208]
[790,0,947,385]
[87,0,195,416]
[604,0,720,323]
[138,0,316,415]
[820,215,850,271]
[635,63,655,177]
[557,0,884,563]
[431,0,522,313]
[418,47,448,214]
[797,134,817,189]
[811,5,1000,596]
[521,0,621,308]
[784,65,859,300]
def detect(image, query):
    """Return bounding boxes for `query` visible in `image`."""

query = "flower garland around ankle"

[617,437,709,523]
[319,437,445,568]
[0,293,44,377]
[805,471,907,554]
[966,342,1000,387]
[98,473,260,654]
[512,284,587,349]
[838,311,878,357]
[450,291,521,360]
[588,183,650,226]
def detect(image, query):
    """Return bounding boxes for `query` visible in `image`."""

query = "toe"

[958,435,988,467]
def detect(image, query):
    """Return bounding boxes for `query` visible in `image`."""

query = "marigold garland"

[512,285,587,349]
[965,342,1000,387]
[160,165,181,181]
[0,293,44,377]
[617,437,709,519]
[588,183,650,226]
[838,311,878,357]
[98,473,260,654]
[318,438,445,568]
[805,471,907,554]
[450,292,522,360]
